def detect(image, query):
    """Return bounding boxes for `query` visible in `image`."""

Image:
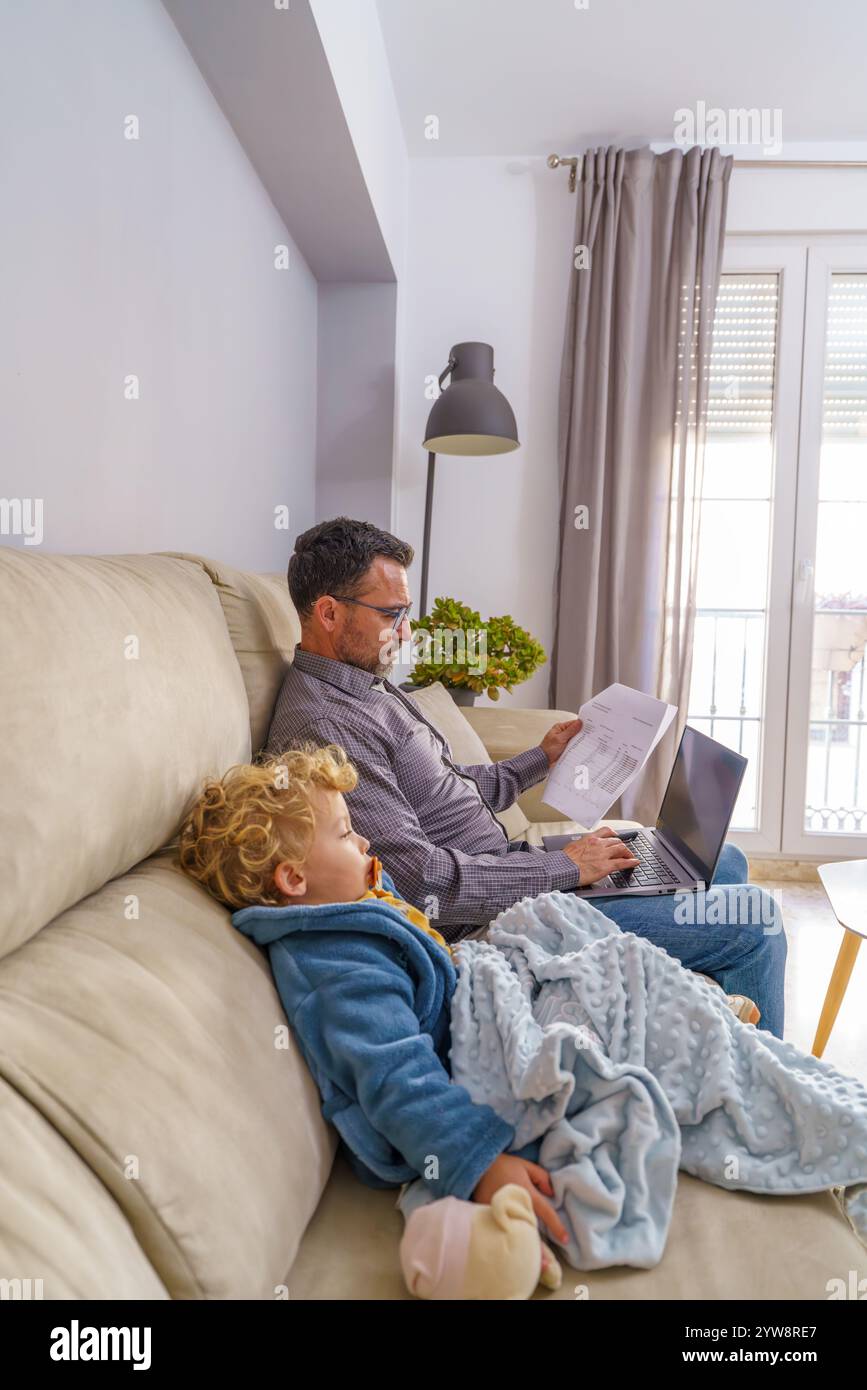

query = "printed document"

[542,683,677,826]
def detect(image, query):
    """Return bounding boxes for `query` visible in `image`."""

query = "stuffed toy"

[399,1183,563,1300]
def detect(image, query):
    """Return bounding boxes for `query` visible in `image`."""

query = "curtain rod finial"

[547,153,579,191]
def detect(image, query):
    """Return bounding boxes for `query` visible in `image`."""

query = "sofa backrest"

[162,553,300,755]
[168,554,530,838]
[0,551,251,960]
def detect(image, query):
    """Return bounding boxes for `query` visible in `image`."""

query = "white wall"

[395,156,574,707]
[395,155,867,709]
[726,165,867,233]
[0,0,318,568]
[317,283,397,527]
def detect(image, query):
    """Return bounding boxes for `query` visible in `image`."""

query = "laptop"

[542,725,747,898]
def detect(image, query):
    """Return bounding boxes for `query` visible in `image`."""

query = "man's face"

[331,557,413,677]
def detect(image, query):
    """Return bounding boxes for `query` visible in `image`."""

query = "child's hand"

[472,1154,568,1244]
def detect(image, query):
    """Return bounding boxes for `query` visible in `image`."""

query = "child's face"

[273,789,372,906]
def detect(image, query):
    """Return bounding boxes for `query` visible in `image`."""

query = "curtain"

[550,145,733,823]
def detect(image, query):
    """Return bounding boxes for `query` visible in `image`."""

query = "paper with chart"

[542,683,677,826]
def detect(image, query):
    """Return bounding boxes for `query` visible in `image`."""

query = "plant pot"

[399,679,483,706]
[448,687,480,707]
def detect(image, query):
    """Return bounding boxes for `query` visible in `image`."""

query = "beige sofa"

[0,547,863,1301]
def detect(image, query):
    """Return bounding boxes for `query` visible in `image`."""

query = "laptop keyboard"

[606,830,680,889]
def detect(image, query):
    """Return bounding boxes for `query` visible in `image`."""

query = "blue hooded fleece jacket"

[231,869,516,1200]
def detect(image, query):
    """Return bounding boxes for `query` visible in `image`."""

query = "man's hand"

[562,827,639,886]
[540,717,583,768]
[472,1153,568,1244]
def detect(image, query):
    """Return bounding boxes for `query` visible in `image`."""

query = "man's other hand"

[540,717,583,768]
[562,827,639,886]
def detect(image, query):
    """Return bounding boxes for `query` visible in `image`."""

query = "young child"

[176,743,759,1295]
[175,745,568,1266]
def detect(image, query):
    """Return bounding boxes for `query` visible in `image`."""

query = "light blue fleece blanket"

[448,889,867,1270]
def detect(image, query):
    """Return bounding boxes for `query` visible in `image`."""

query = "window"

[801,269,867,837]
[688,240,867,858]
[689,273,779,830]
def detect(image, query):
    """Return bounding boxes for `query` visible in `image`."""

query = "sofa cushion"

[0,851,335,1299]
[288,1148,867,1300]
[403,681,531,840]
[0,552,251,959]
[162,554,300,755]
[0,1075,169,1300]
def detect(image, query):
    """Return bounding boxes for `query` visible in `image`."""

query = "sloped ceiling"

[163,0,395,282]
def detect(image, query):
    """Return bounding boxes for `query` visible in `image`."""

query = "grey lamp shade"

[422,341,519,455]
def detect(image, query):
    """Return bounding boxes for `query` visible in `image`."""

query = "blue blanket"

[448,890,867,1269]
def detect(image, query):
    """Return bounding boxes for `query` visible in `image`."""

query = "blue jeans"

[591,842,786,1040]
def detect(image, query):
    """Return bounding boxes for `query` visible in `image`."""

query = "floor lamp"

[419,341,520,618]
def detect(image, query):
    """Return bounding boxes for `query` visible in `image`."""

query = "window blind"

[822,272,867,436]
[707,273,779,439]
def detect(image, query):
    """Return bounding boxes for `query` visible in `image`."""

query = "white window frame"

[706,239,806,857]
[782,240,867,859]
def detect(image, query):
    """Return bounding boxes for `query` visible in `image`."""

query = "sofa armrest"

[459,706,574,825]
[460,705,575,765]
[460,705,641,830]
[461,706,570,823]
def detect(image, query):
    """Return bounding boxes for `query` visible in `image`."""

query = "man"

[265,517,786,1037]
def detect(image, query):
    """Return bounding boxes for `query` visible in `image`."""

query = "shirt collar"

[292,643,386,698]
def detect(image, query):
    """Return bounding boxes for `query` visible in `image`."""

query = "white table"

[812,860,867,1057]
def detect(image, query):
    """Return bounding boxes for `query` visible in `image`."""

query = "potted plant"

[404,596,546,704]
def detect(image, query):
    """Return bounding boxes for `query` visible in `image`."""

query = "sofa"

[1,546,864,1301]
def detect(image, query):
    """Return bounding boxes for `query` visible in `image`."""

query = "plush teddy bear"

[399,1183,563,1300]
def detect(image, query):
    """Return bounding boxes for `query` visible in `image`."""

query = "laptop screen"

[656,726,748,881]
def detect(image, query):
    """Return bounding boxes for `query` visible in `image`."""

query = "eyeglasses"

[330,595,413,632]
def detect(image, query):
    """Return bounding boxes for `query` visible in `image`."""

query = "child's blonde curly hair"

[177,743,358,910]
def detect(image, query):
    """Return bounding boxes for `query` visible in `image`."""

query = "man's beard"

[335,626,398,679]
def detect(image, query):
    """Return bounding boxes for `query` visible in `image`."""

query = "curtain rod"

[547,152,867,191]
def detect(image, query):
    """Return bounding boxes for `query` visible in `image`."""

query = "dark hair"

[287,517,414,620]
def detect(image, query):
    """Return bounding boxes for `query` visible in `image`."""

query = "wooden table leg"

[811,929,862,1058]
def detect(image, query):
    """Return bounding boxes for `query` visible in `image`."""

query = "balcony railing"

[687,608,764,830]
[688,607,867,834]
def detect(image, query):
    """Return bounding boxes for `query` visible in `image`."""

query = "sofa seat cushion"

[402,681,531,841]
[0,1075,169,1300]
[0,551,251,958]
[0,850,335,1299]
[287,1149,867,1300]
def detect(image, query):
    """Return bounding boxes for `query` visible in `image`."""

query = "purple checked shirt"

[264,645,581,943]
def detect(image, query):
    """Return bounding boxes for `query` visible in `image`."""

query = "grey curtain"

[550,145,733,823]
